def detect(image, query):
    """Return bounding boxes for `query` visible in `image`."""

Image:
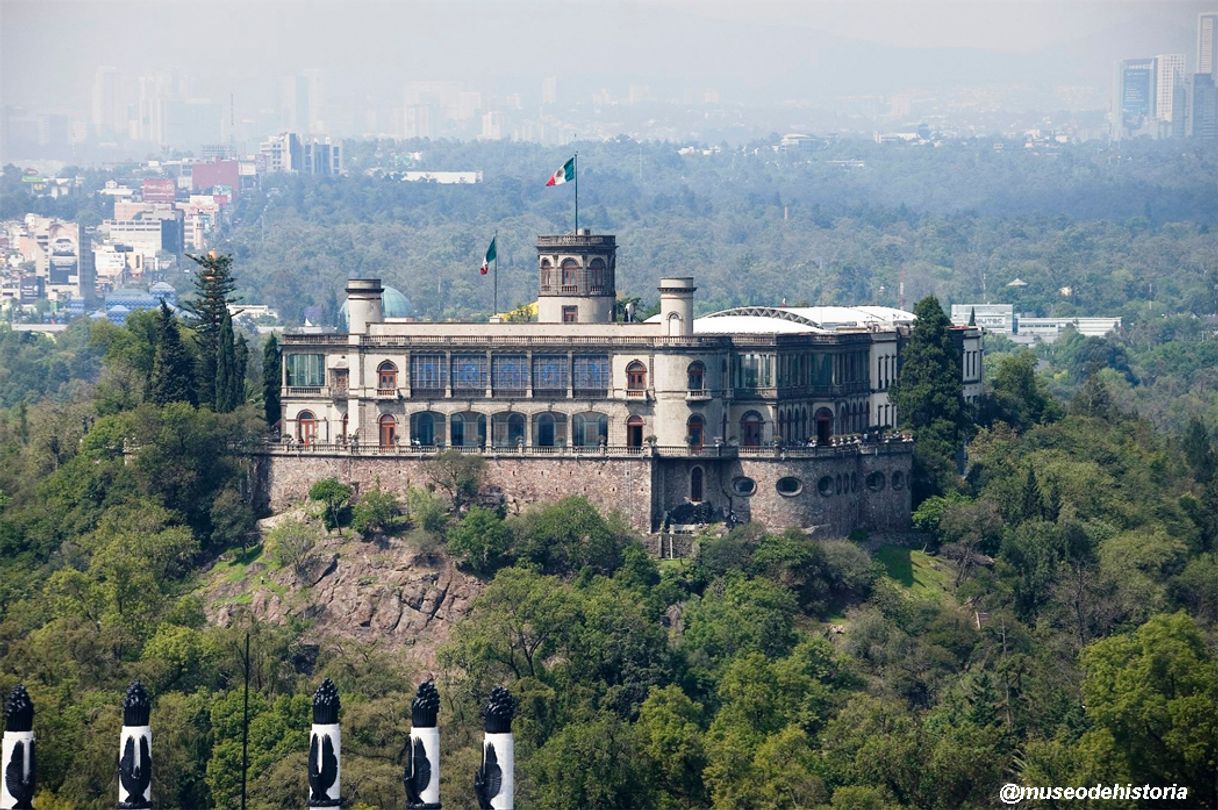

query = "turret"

[345,278,383,334]
[658,277,696,337]
[536,230,616,324]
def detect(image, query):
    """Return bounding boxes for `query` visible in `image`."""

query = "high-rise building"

[1155,53,1187,136]
[542,76,558,106]
[1198,12,1218,76]
[283,75,310,132]
[1192,73,1218,139]
[91,66,121,139]
[1117,58,1155,138]
[136,73,172,144]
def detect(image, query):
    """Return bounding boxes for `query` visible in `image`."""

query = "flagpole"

[574,152,579,234]
[493,230,499,318]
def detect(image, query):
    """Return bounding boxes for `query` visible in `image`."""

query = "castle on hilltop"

[264,230,982,544]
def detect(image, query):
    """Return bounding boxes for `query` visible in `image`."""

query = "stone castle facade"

[264,230,982,538]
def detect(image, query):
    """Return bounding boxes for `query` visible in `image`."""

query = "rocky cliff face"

[205,517,484,671]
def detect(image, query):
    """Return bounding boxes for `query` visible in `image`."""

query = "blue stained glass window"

[452,354,488,392]
[532,354,568,393]
[492,354,529,393]
[572,355,610,393]
[410,354,447,391]
[286,354,325,386]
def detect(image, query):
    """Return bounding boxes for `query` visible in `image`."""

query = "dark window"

[690,467,704,502]
[532,354,568,395]
[687,361,705,391]
[451,412,487,447]
[297,410,317,445]
[491,412,526,448]
[377,361,397,390]
[891,471,905,490]
[492,354,528,394]
[572,411,609,447]
[687,414,705,452]
[573,355,610,395]
[626,360,647,390]
[817,476,833,496]
[627,415,644,449]
[777,476,802,496]
[562,305,578,323]
[410,354,446,394]
[410,412,442,446]
[866,471,886,491]
[286,354,324,386]
[561,258,579,287]
[379,414,397,448]
[732,476,756,496]
[741,411,763,447]
[452,354,488,393]
[533,412,567,447]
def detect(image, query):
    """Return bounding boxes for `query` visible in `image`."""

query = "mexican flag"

[545,157,575,186]
[480,236,496,275]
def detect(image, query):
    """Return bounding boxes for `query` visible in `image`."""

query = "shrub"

[308,478,353,531]
[447,506,512,575]
[351,486,405,538]
[268,519,316,580]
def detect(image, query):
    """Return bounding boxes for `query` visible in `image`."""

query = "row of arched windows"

[295,410,628,449]
[539,258,609,292]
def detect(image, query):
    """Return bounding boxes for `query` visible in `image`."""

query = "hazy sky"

[2,0,1211,112]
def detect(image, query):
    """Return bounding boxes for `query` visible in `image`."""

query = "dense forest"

[0,135,1215,807]
[0,280,1216,807]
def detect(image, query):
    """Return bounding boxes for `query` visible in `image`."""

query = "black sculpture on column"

[117,681,152,809]
[404,679,440,809]
[307,679,342,809]
[473,686,516,810]
[2,685,35,810]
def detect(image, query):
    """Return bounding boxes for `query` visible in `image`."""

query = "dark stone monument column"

[116,682,152,809]
[1,685,35,810]
[307,679,342,809]
[473,686,517,810]
[404,680,440,809]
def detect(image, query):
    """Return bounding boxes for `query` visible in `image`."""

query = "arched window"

[815,407,834,446]
[492,412,526,448]
[340,412,348,441]
[560,258,579,288]
[377,361,397,391]
[451,412,487,448]
[626,415,644,449]
[572,411,608,447]
[667,312,683,337]
[588,258,606,292]
[532,412,568,447]
[296,410,316,446]
[379,414,397,448]
[687,414,705,453]
[410,411,443,446]
[690,466,704,502]
[740,411,763,447]
[687,361,705,391]
[540,259,553,290]
[626,360,647,391]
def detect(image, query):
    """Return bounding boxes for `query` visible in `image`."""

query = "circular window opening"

[732,476,757,496]
[892,471,905,490]
[777,476,803,496]
[866,471,886,491]
[818,476,834,496]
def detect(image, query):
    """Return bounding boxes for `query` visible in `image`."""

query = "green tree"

[182,251,239,409]
[214,308,235,412]
[1081,612,1218,801]
[146,302,197,407]
[351,485,405,538]
[529,711,657,810]
[308,477,353,532]
[889,296,966,502]
[262,334,282,429]
[446,505,511,574]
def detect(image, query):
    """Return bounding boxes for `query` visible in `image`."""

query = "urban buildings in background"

[1113,13,1218,140]
[949,304,1121,346]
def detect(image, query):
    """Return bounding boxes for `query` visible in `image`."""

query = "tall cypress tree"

[890,295,966,502]
[148,302,197,406]
[182,251,239,408]
[263,334,282,429]
[214,308,236,412]
[232,333,249,410]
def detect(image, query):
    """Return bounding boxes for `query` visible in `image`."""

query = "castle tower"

[345,278,383,334]
[536,230,616,324]
[658,277,696,337]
